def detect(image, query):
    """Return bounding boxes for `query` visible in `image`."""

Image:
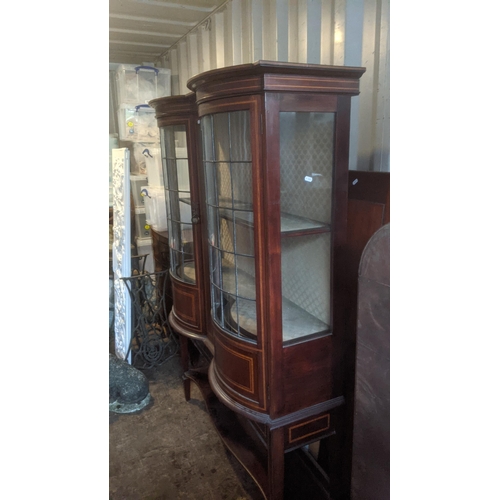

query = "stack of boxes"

[115,64,171,274]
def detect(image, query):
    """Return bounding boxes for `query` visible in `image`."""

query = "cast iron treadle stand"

[121,269,178,369]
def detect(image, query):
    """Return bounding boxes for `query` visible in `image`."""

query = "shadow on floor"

[109,352,264,500]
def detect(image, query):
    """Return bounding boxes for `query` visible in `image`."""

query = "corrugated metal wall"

[159,0,389,172]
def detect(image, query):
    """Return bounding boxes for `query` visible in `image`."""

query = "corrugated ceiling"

[109,0,228,65]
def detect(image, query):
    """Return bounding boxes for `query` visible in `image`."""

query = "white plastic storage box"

[134,207,151,238]
[116,64,171,105]
[142,145,163,186]
[143,185,168,232]
[131,143,149,175]
[130,174,148,208]
[135,237,155,275]
[118,104,159,142]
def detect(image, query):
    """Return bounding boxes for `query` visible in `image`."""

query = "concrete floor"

[109,350,265,500]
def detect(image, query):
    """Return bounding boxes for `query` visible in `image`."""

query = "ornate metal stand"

[121,269,177,369]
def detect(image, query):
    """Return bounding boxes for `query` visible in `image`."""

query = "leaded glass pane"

[201,110,256,342]
[213,113,230,161]
[215,163,233,208]
[162,127,176,160]
[161,124,196,284]
[205,162,216,206]
[229,111,252,161]
[201,115,214,161]
[176,159,190,192]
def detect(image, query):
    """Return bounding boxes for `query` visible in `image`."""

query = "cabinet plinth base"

[185,368,335,500]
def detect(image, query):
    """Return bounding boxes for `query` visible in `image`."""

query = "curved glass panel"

[160,125,196,283]
[201,112,256,342]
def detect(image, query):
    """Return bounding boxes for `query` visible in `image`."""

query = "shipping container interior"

[109,2,389,500]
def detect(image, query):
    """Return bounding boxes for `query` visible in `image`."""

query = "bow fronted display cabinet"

[186,61,365,500]
[149,93,212,399]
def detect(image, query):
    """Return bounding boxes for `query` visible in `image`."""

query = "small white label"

[352,178,358,185]
[304,176,313,182]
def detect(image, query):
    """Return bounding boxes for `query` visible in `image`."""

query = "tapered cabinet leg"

[328,409,349,499]
[267,427,285,500]
[179,335,191,401]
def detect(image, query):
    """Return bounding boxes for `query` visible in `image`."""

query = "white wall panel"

[357,0,377,172]
[214,11,226,68]
[307,0,322,64]
[333,0,346,65]
[263,0,277,61]
[288,0,299,62]
[358,0,389,172]
[344,0,364,171]
[159,0,389,172]
[320,0,346,65]
[169,48,180,96]
[297,0,308,63]
[241,0,253,63]
[320,0,333,65]
[209,15,218,70]
[199,22,212,72]
[187,32,200,81]
[276,0,289,62]
[178,40,189,94]
[373,0,389,172]
[251,0,264,61]
[231,0,243,64]
[224,4,234,66]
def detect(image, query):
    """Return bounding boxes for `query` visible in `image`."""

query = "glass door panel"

[160,125,196,283]
[201,112,256,342]
[279,112,335,342]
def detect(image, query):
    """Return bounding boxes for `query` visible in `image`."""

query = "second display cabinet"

[187,61,365,500]
[149,93,212,399]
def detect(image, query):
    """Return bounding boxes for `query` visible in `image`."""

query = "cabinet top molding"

[187,60,366,104]
[149,92,197,122]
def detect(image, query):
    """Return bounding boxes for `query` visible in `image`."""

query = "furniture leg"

[267,426,285,500]
[179,335,191,401]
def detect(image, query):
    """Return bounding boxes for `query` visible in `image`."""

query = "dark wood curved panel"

[171,278,203,333]
[212,332,265,412]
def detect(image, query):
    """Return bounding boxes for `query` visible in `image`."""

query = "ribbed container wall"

[158,0,389,172]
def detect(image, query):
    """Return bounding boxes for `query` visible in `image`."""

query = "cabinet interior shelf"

[181,262,330,342]
[181,196,330,236]
[213,202,331,237]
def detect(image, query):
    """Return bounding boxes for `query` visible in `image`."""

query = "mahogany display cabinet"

[187,61,365,500]
[149,93,212,398]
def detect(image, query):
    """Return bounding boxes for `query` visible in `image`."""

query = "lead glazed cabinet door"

[149,93,209,343]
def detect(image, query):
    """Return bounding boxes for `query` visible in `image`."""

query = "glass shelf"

[279,213,330,235]
[213,263,329,342]
[178,261,196,284]
[227,293,330,342]
[216,205,329,235]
